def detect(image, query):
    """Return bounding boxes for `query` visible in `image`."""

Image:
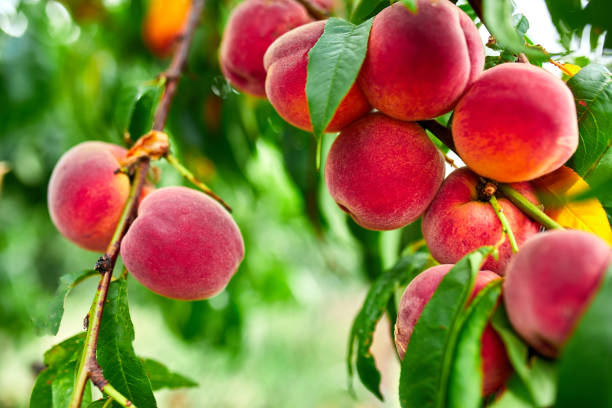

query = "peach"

[219,0,312,98]
[324,113,444,230]
[142,0,191,57]
[422,167,540,274]
[48,142,134,252]
[504,230,612,357]
[395,265,512,395]
[263,20,371,132]
[452,63,579,183]
[120,186,244,300]
[357,0,484,121]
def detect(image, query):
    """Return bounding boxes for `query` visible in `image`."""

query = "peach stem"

[499,184,564,230]
[489,195,519,253]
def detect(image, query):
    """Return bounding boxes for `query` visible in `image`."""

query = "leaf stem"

[101,383,137,408]
[499,184,564,230]
[489,195,519,253]
[165,154,232,212]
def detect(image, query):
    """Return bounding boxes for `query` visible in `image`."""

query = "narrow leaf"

[349,0,387,24]
[556,263,612,407]
[306,18,373,137]
[33,269,97,336]
[347,253,429,400]
[399,247,492,408]
[448,280,502,408]
[115,81,163,139]
[97,279,157,408]
[141,358,198,391]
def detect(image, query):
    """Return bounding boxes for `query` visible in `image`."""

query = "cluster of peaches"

[219,0,612,396]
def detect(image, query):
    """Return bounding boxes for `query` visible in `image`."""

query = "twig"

[489,195,519,253]
[499,184,564,230]
[294,0,329,20]
[517,53,530,64]
[166,154,232,212]
[466,0,483,22]
[69,0,205,406]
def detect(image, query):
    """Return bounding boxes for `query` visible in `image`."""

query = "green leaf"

[483,0,547,60]
[30,369,54,408]
[489,374,536,408]
[544,0,583,48]
[347,252,430,400]
[306,18,373,138]
[141,358,198,391]
[400,0,417,13]
[97,279,157,408]
[115,81,163,139]
[349,0,387,24]
[556,263,612,407]
[44,332,86,367]
[88,399,112,408]
[447,280,502,408]
[33,269,98,336]
[399,247,492,408]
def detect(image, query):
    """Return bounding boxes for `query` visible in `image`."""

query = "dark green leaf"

[483,0,547,60]
[349,0,387,24]
[544,0,583,49]
[399,247,492,408]
[556,263,612,407]
[29,369,54,408]
[33,269,97,336]
[490,374,536,408]
[347,252,430,400]
[306,18,373,137]
[141,358,198,391]
[448,280,502,408]
[115,81,163,139]
[97,279,156,408]
[88,399,112,408]
[51,362,78,408]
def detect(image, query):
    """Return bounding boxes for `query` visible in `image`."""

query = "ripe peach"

[324,113,444,230]
[395,265,512,395]
[422,167,540,274]
[142,0,191,57]
[219,0,312,98]
[264,20,371,132]
[358,0,484,121]
[452,63,579,183]
[48,142,136,252]
[504,230,612,357]
[120,186,245,300]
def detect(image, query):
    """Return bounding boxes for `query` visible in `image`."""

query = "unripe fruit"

[324,113,444,230]
[48,142,135,252]
[452,63,579,182]
[142,0,191,57]
[219,0,312,98]
[504,230,612,357]
[395,265,512,395]
[264,20,371,132]
[120,186,245,300]
[358,0,484,121]
[422,167,540,274]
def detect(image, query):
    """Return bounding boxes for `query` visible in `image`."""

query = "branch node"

[95,255,112,274]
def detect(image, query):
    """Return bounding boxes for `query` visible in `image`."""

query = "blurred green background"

[0,0,404,406]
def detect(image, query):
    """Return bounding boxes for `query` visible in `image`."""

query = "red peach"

[452,63,579,182]
[395,265,512,395]
[219,0,312,98]
[422,167,540,274]
[358,0,484,121]
[263,20,371,132]
[324,113,444,230]
[504,230,612,357]
[120,186,244,300]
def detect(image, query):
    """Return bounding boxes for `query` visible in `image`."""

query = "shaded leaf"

[557,263,612,407]
[349,0,387,24]
[115,81,163,139]
[44,332,86,367]
[88,399,111,408]
[141,358,198,391]
[489,374,536,408]
[534,166,612,245]
[399,247,492,408]
[32,269,97,336]
[306,18,373,137]
[97,279,156,408]
[448,280,502,408]
[347,252,430,400]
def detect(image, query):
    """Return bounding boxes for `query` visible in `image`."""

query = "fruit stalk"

[68,0,205,406]
[499,184,564,230]
[489,195,519,252]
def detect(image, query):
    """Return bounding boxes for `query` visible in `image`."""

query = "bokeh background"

[0,0,607,407]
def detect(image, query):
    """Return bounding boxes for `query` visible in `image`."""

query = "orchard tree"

[22,0,612,406]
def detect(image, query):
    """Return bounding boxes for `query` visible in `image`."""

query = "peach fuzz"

[142,0,191,57]
[48,142,135,252]
[504,230,612,357]
[422,167,540,274]
[120,186,245,300]
[219,0,312,98]
[395,265,512,395]
[324,113,444,230]
[452,63,579,183]
[264,20,371,132]
[358,0,484,121]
